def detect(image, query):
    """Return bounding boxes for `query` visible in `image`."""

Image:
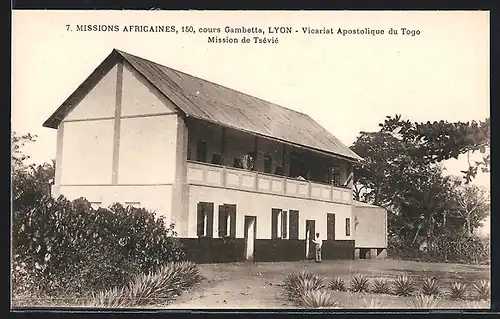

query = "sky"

[12,11,490,232]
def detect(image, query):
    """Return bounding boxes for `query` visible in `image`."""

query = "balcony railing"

[187,160,352,205]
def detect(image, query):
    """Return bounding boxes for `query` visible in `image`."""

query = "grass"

[15,259,490,309]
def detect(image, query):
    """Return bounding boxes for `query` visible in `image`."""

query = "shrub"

[371,278,391,294]
[420,278,442,296]
[328,277,347,292]
[87,261,202,308]
[393,275,415,297]
[448,282,468,301]
[410,294,441,308]
[12,196,184,299]
[472,280,490,301]
[349,274,370,293]
[297,290,340,309]
[283,271,325,301]
[387,234,490,265]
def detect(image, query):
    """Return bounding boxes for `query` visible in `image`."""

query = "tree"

[11,132,37,172]
[11,131,55,211]
[452,183,490,236]
[378,115,490,183]
[350,116,489,249]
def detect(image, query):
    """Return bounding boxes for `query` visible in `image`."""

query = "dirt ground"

[160,259,491,309]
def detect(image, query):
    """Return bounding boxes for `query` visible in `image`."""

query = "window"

[197,202,214,237]
[272,208,288,239]
[264,154,273,174]
[90,202,102,210]
[218,204,236,238]
[196,140,208,162]
[125,201,141,208]
[329,166,341,186]
[289,210,299,240]
[327,213,336,240]
[345,218,351,236]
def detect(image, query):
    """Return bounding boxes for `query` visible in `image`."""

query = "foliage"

[350,115,491,259]
[452,183,490,236]
[410,294,442,308]
[328,277,347,292]
[420,278,442,296]
[392,275,415,297]
[87,261,202,308]
[11,132,37,171]
[349,274,370,293]
[472,280,490,301]
[283,271,325,301]
[387,233,490,265]
[371,278,392,294]
[297,290,340,309]
[12,196,184,298]
[448,282,468,301]
[379,115,490,183]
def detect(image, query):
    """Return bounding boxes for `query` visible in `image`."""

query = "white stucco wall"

[64,65,118,121]
[60,120,115,185]
[117,115,178,184]
[56,184,173,220]
[185,185,353,240]
[54,59,180,221]
[121,63,176,116]
[353,203,387,248]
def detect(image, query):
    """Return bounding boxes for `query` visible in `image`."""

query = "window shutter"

[218,205,227,237]
[327,213,336,240]
[197,202,204,237]
[345,218,351,236]
[271,208,281,239]
[281,210,288,239]
[229,205,236,238]
[206,202,214,238]
[289,210,299,240]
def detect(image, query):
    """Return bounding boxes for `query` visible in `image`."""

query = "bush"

[393,275,415,297]
[349,274,370,293]
[371,278,392,294]
[328,277,347,292]
[448,282,468,301]
[12,196,184,299]
[420,278,442,296]
[410,294,441,308]
[283,271,325,301]
[297,290,339,309]
[87,261,202,308]
[472,280,490,301]
[387,234,490,265]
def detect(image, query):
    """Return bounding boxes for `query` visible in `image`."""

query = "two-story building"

[43,49,387,263]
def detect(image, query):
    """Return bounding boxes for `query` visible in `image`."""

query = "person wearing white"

[312,233,323,263]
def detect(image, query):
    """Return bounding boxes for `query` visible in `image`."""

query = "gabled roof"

[43,49,363,162]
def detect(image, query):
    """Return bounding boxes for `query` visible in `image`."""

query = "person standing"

[312,232,323,263]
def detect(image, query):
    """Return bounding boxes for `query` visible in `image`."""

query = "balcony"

[187,160,352,205]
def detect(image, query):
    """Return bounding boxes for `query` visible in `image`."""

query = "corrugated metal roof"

[43,49,362,161]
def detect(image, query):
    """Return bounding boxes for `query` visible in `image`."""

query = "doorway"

[305,220,316,260]
[244,216,257,261]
